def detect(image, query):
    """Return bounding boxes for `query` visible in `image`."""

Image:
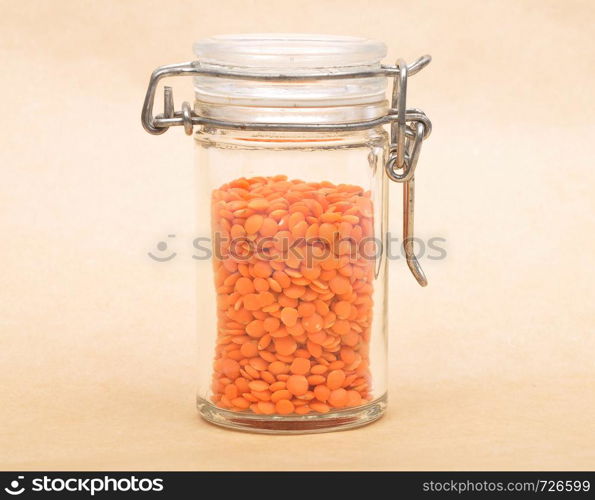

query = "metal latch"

[141,56,433,286]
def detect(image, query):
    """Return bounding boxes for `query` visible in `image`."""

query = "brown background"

[1,0,594,470]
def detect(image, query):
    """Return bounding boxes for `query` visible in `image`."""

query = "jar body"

[194,126,389,433]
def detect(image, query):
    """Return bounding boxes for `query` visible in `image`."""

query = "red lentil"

[209,175,374,415]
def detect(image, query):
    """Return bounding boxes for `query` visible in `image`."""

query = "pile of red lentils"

[209,175,375,415]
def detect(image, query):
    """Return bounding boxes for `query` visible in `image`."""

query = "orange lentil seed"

[275,399,295,415]
[287,375,309,396]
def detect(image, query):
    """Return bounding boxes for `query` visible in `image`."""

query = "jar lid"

[193,33,387,73]
[192,34,388,124]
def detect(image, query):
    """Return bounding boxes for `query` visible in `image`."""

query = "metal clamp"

[141,56,432,286]
[386,59,428,286]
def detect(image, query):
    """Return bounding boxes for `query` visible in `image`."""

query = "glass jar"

[141,34,432,434]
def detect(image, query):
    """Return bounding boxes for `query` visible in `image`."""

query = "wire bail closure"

[141,56,432,286]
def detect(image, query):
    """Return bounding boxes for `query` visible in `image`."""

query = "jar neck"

[194,126,388,150]
[193,100,389,125]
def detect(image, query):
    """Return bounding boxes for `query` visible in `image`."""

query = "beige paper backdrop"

[0,0,594,470]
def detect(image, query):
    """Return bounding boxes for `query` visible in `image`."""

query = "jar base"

[196,394,387,434]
